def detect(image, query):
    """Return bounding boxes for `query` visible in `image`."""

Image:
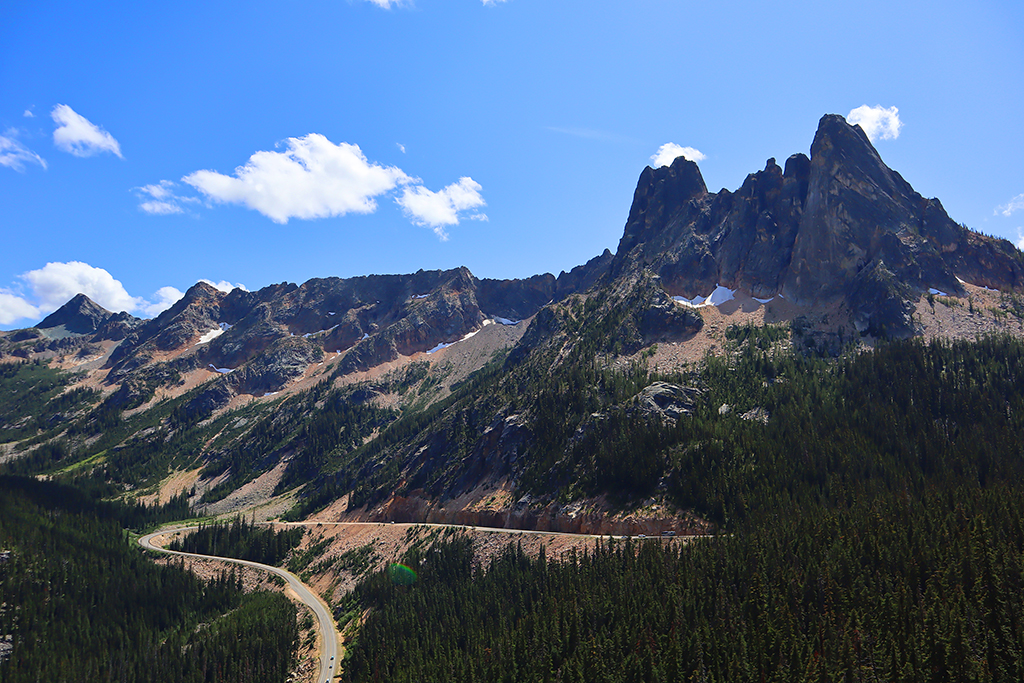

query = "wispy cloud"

[847,105,902,142]
[51,104,123,158]
[650,143,706,168]
[23,109,34,118]
[482,0,509,5]
[396,177,486,240]
[0,129,47,172]
[1017,229,1024,251]
[363,0,410,8]
[996,193,1024,217]
[132,180,200,215]
[182,134,414,224]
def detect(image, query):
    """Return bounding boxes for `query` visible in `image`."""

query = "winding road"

[138,521,698,682]
[138,528,339,683]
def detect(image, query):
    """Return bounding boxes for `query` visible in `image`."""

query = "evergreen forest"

[0,476,298,683]
[340,334,1024,682]
[168,517,305,566]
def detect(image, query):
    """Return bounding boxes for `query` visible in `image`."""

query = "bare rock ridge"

[613,113,1024,336]
[90,256,613,408]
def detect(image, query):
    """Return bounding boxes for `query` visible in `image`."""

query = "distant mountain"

[37,293,114,334]
[1,113,1022,533]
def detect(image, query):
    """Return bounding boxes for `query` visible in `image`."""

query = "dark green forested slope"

[346,492,1024,683]
[341,335,1024,682]
[0,476,297,683]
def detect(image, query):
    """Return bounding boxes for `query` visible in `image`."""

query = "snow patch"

[425,328,481,354]
[208,364,234,374]
[752,296,774,304]
[426,341,452,354]
[492,316,518,325]
[219,322,232,331]
[328,311,336,316]
[673,284,737,309]
[197,328,224,344]
[929,288,948,296]
[412,293,429,299]
[361,333,370,340]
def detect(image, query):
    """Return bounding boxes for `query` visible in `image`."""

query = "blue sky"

[2,0,1022,327]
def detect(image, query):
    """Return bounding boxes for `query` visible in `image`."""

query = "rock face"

[613,114,1024,337]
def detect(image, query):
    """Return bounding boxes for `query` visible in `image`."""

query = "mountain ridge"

[2,112,1023,531]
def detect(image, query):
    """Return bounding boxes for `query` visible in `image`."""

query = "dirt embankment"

[305,478,712,539]
[370,493,709,536]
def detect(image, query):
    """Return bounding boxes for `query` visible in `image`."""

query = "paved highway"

[138,528,339,683]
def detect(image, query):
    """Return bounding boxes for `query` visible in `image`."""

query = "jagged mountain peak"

[613,112,1024,337]
[37,293,114,335]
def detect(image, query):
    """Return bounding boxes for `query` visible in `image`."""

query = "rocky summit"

[614,114,1024,337]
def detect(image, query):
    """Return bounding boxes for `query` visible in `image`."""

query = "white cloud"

[651,143,706,168]
[364,0,409,8]
[997,194,1024,217]
[199,279,247,293]
[847,105,902,142]
[1016,229,1024,251]
[182,134,413,224]
[51,104,123,158]
[397,143,406,154]
[23,109,34,118]
[482,0,509,5]
[0,129,47,172]
[0,291,41,325]
[141,286,185,317]
[396,177,486,240]
[21,261,142,314]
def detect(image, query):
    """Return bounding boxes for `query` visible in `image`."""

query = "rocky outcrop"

[612,114,1024,337]
[630,382,701,422]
